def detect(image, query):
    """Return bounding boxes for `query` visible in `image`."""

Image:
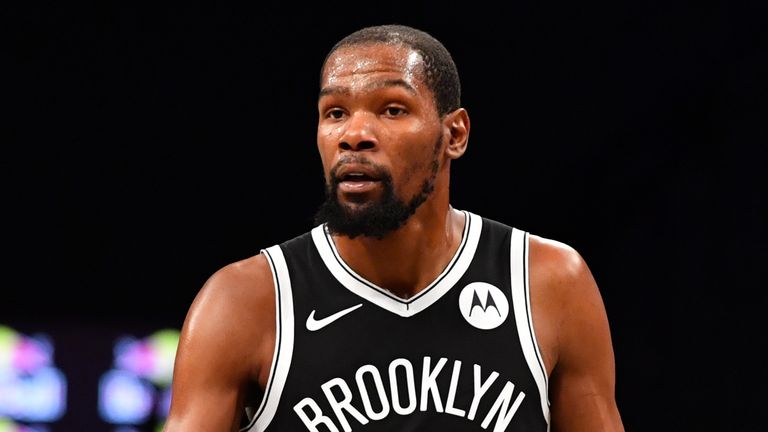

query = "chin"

[337,192,383,210]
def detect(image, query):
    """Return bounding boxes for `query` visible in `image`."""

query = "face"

[313,43,445,238]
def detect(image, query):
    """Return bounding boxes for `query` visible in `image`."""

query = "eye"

[383,106,407,117]
[326,108,345,120]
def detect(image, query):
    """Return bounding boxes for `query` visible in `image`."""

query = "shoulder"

[527,233,602,321]
[528,234,594,291]
[193,228,315,319]
[180,251,277,362]
[527,234,623,429]
[190,252,275,325]
[165,253,277,428]
[207,252,274,295]
[526,233,606,372]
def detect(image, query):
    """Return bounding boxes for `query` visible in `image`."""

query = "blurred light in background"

[99,329,179,431]
[0,419,50,431]
[0,325,66,429]
[1,324,180,431]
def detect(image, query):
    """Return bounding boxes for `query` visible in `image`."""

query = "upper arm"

[164,254,275,432]
[529,236,624,432]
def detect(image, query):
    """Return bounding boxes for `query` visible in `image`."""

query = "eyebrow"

[318,79,418,100]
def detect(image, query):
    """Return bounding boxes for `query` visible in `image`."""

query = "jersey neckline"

[310,210,482,317]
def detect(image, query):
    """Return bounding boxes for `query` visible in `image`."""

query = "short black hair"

[321,24,461,117]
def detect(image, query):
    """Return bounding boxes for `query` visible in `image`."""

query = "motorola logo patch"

[458,282,509,330]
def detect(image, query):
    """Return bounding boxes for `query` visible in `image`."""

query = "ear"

[442,108,470,160]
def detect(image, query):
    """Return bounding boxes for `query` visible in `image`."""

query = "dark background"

[6,2,767,431]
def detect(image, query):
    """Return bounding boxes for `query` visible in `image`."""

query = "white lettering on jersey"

[293,356,528,431]
[294,397,340,432]
[388,358,417,415]
[481,381,526,431]
[321,378,369,432]
[445,360,466,417]
[468,364,499,421]
[354,365,389,420]
[419,356,447,412]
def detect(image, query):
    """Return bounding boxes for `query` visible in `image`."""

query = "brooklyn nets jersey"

[241,210,550,431]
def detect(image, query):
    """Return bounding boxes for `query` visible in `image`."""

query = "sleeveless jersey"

[241,210,550,432]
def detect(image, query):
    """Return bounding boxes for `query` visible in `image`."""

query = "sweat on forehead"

[321,44,426,83]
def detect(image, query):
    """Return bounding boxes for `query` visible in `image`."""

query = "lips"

[335,164,382,182]
[341,172,376,182]
[334,163,383,194]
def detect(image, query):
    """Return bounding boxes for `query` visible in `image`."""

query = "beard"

[313,136,441,240]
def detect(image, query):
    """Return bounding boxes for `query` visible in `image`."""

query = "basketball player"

[164,24,624,431]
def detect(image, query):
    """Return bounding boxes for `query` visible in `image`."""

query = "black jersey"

[242,211,550,432]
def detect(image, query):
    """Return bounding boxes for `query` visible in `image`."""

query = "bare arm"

[529,236,624,432]
[164,254,276,432]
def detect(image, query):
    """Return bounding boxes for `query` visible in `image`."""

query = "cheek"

[318,122,340,139]
[317,123,345,152]
[399,129,440,169]
[316,133,335,178]
[392,138,440,192]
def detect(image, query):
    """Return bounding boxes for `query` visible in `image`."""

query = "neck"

[331,201,465,299]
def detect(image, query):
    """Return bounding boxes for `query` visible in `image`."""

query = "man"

[164,24,624,431]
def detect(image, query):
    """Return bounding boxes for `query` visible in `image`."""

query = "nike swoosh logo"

[306,303,363,331]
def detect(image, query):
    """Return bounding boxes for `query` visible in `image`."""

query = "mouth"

[334,165,384,195]
[338,172,380,194]
[340,171,378,182]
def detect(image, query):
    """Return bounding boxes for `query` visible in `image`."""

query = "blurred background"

[5,2,766,431]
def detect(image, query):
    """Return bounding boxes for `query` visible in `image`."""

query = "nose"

[339,111,377,151]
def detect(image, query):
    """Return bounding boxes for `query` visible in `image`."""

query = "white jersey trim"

[510,228,550,427]
[241,245,295,432]
[311,210,482,317]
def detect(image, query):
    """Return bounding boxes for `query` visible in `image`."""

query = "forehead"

[321,43,427,92]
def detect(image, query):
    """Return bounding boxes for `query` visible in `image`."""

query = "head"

[313,24,470,239]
